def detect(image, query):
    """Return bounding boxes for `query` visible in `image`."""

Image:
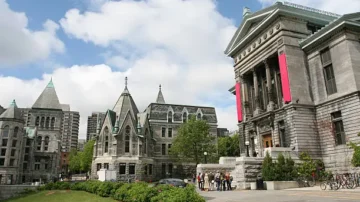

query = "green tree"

[218,134,240,157]
[297,152,316,178]
[81,140,95,172]
[69,148,81,173]
[262,151,274,181]
[349,142,360,167]
[170,115,216,164]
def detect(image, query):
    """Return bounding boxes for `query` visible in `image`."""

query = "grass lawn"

[5,190,116,202]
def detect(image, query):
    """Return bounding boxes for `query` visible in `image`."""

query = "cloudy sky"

[1,0,358,139]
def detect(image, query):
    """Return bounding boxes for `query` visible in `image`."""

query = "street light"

[245,141,250,157]
[204,152,208,164]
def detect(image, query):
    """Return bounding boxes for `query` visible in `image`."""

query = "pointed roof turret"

[156,84,166,104]
[0,99,22,120]
[32,78,62,110]
[112,77,139,126]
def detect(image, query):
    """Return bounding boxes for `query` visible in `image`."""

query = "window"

[144,139,147,154]
[12,140,17,147]
[144,165,148,175]
[35,164,40,170]
[11,149,15,157]
[168,144,172,154]
[40,117,45,128]
[44,136,49,151]
[168,164,173,176]
[3,125,9,138]
[161,163,166,177]
[278,121,288,147]
[168,128,172,138]
[197,113,202,120]
[96,163,102,171]
[182,112,187,123]
[13,127,19,138]
[24,155,29,161]
[168,111,173,123]
[125,126,130,153]
[105,128,109,153]
[161,127,166,137]
[129,163,135,175]
[149,164,153,175]
[162,144,166,155]
[0,158,4,166]
[321,48,337,95]
[119,163,126,174]
[51,117,55,128]
[2,139,7,147]
[23,163,27,170]
[25,148,29,154]
[35,117,40,126]
[104,163,109,170]
[46,117,50,128]
[332,111,345,145]
[1,149,6,156]
[44,163,48,170]
[37,136,42,151]
[26,139,31,146]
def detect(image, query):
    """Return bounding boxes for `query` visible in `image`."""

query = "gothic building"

[0,80,80,184]
[91,79,218,181]
[226,2,360,172]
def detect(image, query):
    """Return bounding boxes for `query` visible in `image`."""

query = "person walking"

[197,173,202,190]
[215,171,221,191]
[204,173,209,191]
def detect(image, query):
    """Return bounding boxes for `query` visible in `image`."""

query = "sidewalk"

[285,186,360,192]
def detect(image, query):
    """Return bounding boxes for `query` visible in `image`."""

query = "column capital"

[263,59,269,68]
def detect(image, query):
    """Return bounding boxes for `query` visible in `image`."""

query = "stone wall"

[0,185,39,201]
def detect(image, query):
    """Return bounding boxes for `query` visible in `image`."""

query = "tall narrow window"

[35,117,40,126]
[149,164,153,175]
[168,144,172,154]
[40,117,45,128]
[119,163,126,174]
[168,163,173,176]
[37,136,42,151]
[97,163,102,171]
[13,127,19,138]
[161,127,166,137]
[51,117,55,128]
[168,111,173,123]
[144,165,148,175]
[45,117,50,128]
[197,113,202,120]
[105,136,109,153]
[168,128,172,138]
[104,163,109,170]
[3,125,9,138]
[182,112,187,123]
[1,139,8,147]
[44,136,49,151]
[161,163,166,177]
[162,144,166,155]
[125,126,130,153]
[278,121,288,147]
[332,111,345,145]
[321,48,337,95]
[144,129,148,154]
[129,163,135,175]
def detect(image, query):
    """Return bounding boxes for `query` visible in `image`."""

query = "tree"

[81,140,95,172]
[218,134,240,157]
[349,142,360,167]
[262,151,274,181]
[169,115,216,164]
[69,148,81,173]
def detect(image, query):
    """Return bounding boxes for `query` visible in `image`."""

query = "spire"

[125,76,128,90]
[0,99,22,120]
[156,84,166,104]
[32,78,62,110]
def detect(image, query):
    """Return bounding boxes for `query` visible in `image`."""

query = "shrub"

[113,183,133,201]
[262,152,297,181]
[297,152,317,178]
[349,142,360,167]
[96,182,115,197]
[151,184,205,202]
[262,151,274,181]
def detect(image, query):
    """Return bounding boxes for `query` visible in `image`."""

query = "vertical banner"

[235,82,243,122]
[278,53,292,103]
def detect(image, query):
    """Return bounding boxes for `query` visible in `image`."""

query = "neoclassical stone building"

[91,79,218,181]
[0,80,79,184]
[227,2,360,172]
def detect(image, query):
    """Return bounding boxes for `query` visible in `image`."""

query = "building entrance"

[262,134,273,148]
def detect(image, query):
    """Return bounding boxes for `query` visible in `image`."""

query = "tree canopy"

[68,140,95,173]
[217,133,240,157]
[169,115,216,164]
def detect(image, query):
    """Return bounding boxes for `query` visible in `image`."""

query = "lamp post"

[245,141,250,157]
[204,152,208,164]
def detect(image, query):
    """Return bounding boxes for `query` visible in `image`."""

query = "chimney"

[243,7,251,17]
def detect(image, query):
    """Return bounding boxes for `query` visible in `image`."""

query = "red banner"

[278,53,292,104]
[235,82,243,122]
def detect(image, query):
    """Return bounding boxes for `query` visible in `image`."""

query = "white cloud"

[0,0,64,66]
[258,0,360,14]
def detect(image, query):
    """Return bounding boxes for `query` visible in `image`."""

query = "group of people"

[194,171,233,191]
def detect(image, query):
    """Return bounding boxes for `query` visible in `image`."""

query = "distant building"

[61,105,80,152]
[77,139,86,151]
[217,128,229,137]
[86,112,105,142]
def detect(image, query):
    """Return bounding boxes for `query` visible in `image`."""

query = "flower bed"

[37,180,205,202]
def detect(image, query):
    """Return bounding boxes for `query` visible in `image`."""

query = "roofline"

[300,20,360,50]
[146,102,216,109]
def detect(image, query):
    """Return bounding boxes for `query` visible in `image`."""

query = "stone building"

[0,79,80,184]
[226,2,360,172]
[91,79,218,182]
[86,112,106,142]
[60,105,80,152]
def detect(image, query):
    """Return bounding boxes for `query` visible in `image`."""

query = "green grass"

[5,190,116,202]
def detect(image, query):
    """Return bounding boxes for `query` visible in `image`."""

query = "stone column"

[253,69,261,116]
[239,74,250,121]
[264,59,275,111]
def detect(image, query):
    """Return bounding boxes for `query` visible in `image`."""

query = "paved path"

[198,188,360,202]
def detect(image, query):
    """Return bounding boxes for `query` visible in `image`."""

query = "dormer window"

[182,112,187,123]
[168,111,173,123]
[197,113,202,120]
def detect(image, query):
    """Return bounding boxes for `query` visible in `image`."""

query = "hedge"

[37,180,205,202]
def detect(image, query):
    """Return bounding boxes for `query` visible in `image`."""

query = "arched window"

[45,117,50,128]
[197,113,202,120]
[144,129,149,154]
[168,111,173,123]
[44,136,49,151]
[125,126,130,153]
[182,112,187,123]
[50,117,55,128]
[40,117,45,128]
[104,127,109,153]
[3,125,9,138]
[35,117,40,126]
[13,127,19,138]
[37,136,42,151]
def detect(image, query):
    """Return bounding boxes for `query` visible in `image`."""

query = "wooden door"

[262,134,273,148]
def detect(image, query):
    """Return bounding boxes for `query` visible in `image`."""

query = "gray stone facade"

[91,79,219,182]
[226,2,360,173]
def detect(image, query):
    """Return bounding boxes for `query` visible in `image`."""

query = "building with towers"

[91,77,219,181]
